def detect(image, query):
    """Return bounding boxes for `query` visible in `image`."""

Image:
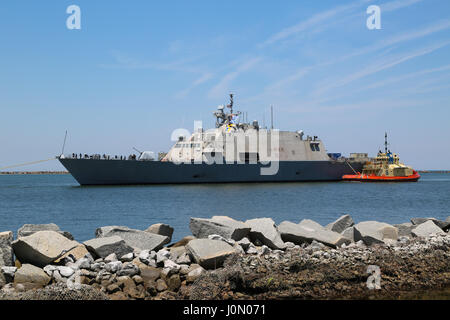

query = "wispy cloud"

[314,41,450,95]
[175,73,214,98]
[208,57,263,98]
[260,0,369,47]
[381,0,424,12]
[261,19,450,96]
[362,64,450,91]
[100,51,208,74]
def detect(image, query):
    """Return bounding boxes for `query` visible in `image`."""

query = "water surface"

[0,173,449,242]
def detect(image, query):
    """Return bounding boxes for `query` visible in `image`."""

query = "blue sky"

[1,0,449,170]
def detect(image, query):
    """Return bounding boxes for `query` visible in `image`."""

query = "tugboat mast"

[385,132,388,154]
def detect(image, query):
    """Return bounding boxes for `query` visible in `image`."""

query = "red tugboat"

[343,133,420,182]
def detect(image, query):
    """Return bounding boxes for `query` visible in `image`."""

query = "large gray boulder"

[14,264,51,287]
[96,226,169,251]
[341,227,355,242]
[186,239,236,269]
[189,216,250,241]
[411,220,446,238]
[353,221,398,245]
[394,223,415,237]
[325,214,354,234]
[411,218,450,232]
[0,231,14,267]
[17,223,74,240]
[84,236,134,259]
[0,231,14,288]
[11,231,81,267]
[279,220,351,248]
[245,218,285,250]
[145,223,174,242]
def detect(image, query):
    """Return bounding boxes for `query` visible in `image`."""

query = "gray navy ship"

[59,94,366,185]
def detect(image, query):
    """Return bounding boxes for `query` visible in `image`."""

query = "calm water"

[0,173,449,242]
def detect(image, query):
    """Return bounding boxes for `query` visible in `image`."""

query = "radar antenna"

[226,93,234,114]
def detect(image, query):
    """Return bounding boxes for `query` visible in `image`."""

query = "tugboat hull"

[342,171,420,182]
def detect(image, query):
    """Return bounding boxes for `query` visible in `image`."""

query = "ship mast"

[226,93,234,115]
[384,132,388,153]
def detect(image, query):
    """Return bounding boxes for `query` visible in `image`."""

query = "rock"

[411,218,450,231]
[106,283,121,294]
[163,259,181,272]
[236,237,251,251]
[167,274,181,292]
[278,220,351,248]
[12,231,81,267]
[186,239,236,269]
[138,250,150,261]
[139,265,161,283]
[54,245,90,264]
[156,278,168,292]
[132,275,144,285]
[145,223,174,242]
[96,226,170,252]
[53,270,66,284]
[109,291,129,300]
[43,265,57,276]
[117,262,139,277]
[104,253,118,263]
[208,234,236,245]
[1,266,16,283]
[120,253,134,262]
[171,236,195,248]
[73,257,91,270]
[56,266,75,278]
[17,223,74,240]
[186,266,205,283]
[175,253,191,265]
[411,220,446,237]
[245,218,286,250]
[169,246,186,260]
[116,275,141,298]
[325,214,354,233]
[189,216,250,241]
[341,227,355,242]
[258,245,271,255]
[246,246,258,255]
[14,264,51,287]
[84,236,134,259]
[307,240,325,252]
[353,221,398,245]
[156,249,171,265]
[394,223,415,237]
[105,261,123,273]
[1,266,17,278]
[0,231,14,267]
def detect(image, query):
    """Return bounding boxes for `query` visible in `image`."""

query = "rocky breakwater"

[0,216,449,300]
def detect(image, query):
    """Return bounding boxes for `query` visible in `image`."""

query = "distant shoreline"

[0,171,69,175]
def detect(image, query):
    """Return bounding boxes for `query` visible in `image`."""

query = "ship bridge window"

[310,143,320,151]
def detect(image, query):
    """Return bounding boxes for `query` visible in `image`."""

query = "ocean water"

[0,173,449,243]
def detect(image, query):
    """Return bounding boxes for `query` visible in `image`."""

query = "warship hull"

[59,158,364,185]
